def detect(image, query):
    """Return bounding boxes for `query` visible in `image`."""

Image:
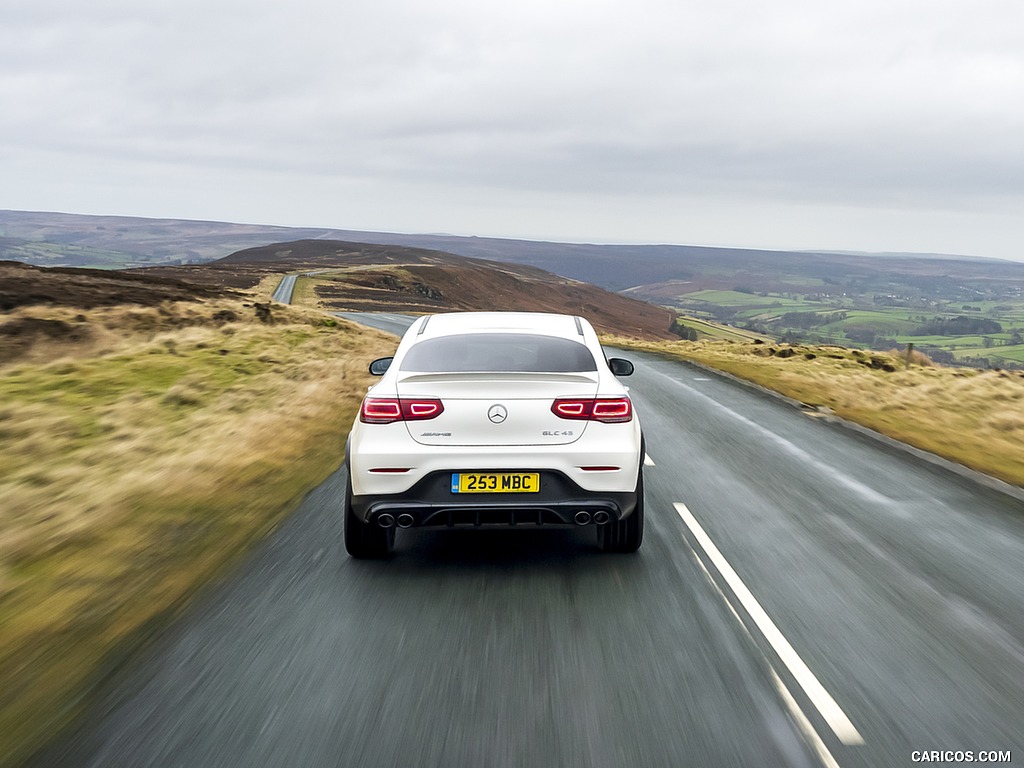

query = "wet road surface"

[36,314,1024,767]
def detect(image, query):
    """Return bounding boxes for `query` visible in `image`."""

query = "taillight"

[404,400,443,419]
[360,397,444,424]
[551,397,632,423]
[361,398,402,423]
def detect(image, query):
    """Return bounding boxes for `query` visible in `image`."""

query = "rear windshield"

[400,333,597,373]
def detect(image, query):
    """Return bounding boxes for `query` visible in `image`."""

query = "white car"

[344,311,644,557]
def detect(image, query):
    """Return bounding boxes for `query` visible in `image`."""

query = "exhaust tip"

[574,511,592,526]
[593,511,610,525]
[396,513,415,529]
[377,513,396,529]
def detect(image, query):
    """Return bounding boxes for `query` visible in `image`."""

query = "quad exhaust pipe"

[593,511,610,525]
[574,511,592,526]
[397,513,415,529]
[377,513,396,528]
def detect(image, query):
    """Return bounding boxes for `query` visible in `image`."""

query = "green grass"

[897,335,1008,363]
[955,345,1024,363]
[815,311,919,337]
[835,308,915,322]
[680,289,770,305]
[896,335,1012,349]
[894,334,969,345]
[668,286,1024,368]
[680,290,818,311]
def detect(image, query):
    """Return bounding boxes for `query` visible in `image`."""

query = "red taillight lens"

[402,400,443,419]
[361,398,403,424]
[360,397,444,424]
[551,397,632,423]
[552,399,589,418]
[592,399,632,422]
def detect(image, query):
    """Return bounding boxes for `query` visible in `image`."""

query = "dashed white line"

[674,502,864,746]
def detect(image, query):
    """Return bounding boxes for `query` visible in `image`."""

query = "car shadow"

[398,527,597,565]
[338,525,652,587]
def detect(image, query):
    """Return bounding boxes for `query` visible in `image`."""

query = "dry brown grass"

[886,347,937,367]
[0,294,396,766]
[603,336,1024,487]
[289,274,327,309]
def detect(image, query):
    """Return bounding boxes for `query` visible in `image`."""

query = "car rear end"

[344,312,643,554]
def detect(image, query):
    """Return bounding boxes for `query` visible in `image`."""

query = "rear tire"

[344,470,394,559]
[598,467,644,553]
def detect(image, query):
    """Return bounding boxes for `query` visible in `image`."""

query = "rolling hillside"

[8,209,1024,297]
[8,209,1024,361]
[147,239,679,340]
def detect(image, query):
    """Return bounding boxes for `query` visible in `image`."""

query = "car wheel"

[344,470,394,559]
[598,466,644,553]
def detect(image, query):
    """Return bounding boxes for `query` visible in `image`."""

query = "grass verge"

[603,336,1024,488]
[0,296,396,766]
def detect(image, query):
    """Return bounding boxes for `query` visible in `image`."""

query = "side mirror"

[369,357,393,376]
[608,357,634,377]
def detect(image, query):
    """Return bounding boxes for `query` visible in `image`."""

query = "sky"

[3,0,1024,261]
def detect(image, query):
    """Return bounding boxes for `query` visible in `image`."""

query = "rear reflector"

[551,397,632,423]
[368,468,411,473]
[360,397,444,424]
[579,466,621,472]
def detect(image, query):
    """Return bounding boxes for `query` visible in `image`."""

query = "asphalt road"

[270,274,297,304]
[36,314,1024,767]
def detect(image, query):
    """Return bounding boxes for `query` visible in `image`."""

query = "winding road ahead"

[37,313,1024,767]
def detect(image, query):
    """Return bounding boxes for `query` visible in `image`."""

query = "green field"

[953,344,1024,364]
[681,290,820,313]
[674,315,770,342]
[819,310,919,335]
[671,288,1024,369]
[894,334,1013,347]
[681,289,775,306]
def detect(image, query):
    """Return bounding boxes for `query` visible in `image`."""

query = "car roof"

[417,312,586,340]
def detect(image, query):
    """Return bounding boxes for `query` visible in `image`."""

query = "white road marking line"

[674,502,864,746]
[644,454,655,466]
[685,543,843,768]
[769,669,844,768]
[693,377,713,381]
[646,366,889,505]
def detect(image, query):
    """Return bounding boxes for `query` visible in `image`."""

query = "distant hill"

[1,238,679,340]
[5,209,1024,304]
[147,239,678,340]
[0,210,332,269]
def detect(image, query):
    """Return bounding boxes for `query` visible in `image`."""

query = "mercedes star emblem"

[487,404,508,424]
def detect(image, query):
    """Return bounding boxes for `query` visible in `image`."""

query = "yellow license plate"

[451,473,540,493]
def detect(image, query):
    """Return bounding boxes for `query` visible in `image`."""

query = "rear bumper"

[350,469,639,529]
[346,421,642,497]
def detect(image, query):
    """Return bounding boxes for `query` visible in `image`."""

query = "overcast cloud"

[3,0,1023,259]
